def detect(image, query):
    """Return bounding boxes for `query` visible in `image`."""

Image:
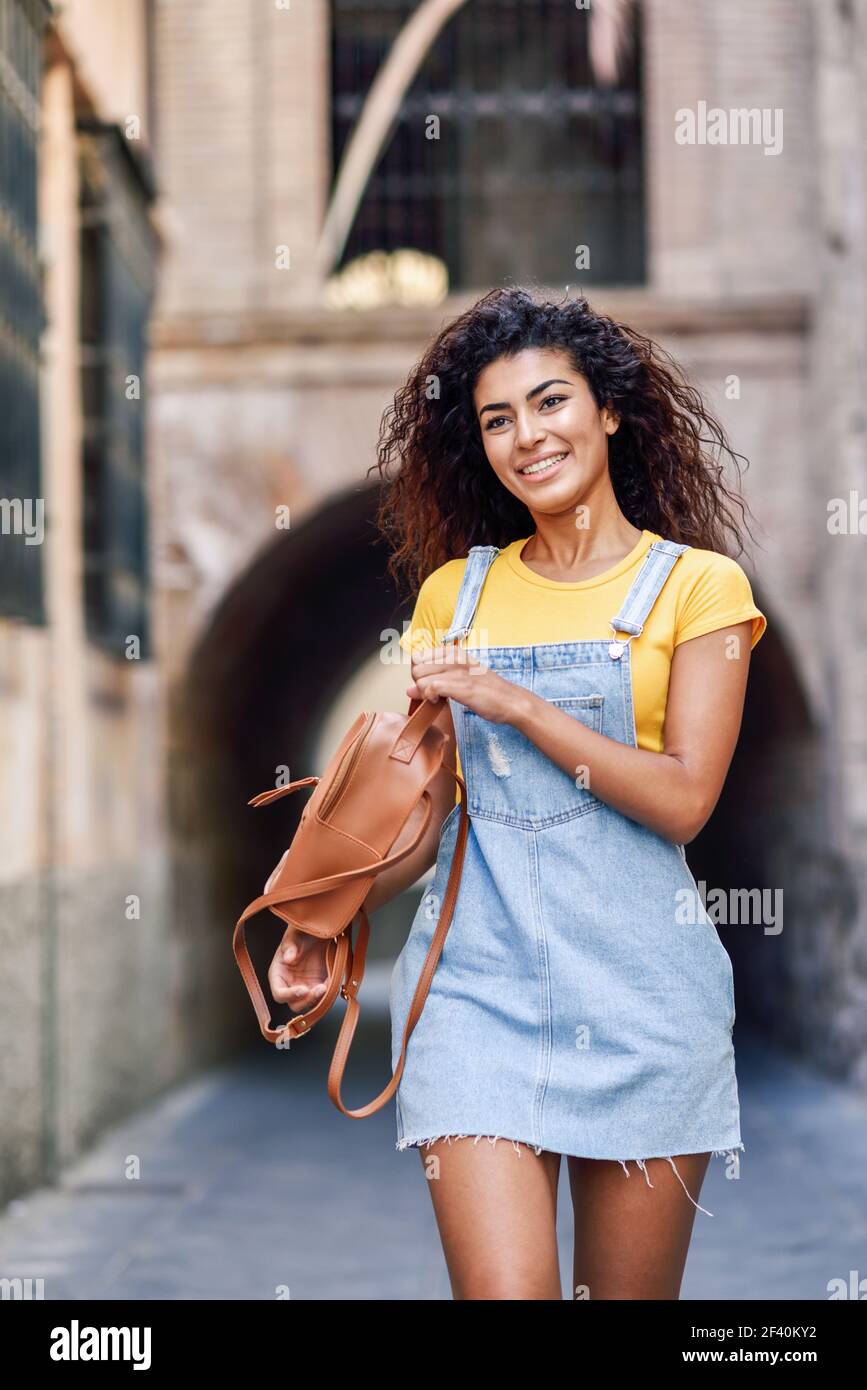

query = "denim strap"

[442,538,689,646]
[609,539,690,638]
[442,545,500,644]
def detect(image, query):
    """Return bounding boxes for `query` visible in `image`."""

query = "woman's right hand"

[268,925,331,1014]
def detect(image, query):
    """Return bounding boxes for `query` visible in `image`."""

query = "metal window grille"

[330,0,645,289]
[0,0,53,624]
[78,119,158,659]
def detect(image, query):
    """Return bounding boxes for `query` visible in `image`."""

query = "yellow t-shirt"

[399,530,767,802]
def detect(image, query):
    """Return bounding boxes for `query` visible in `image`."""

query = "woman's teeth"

[519,452,567,476]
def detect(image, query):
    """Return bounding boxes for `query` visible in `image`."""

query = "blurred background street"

[2,1015,866,1300]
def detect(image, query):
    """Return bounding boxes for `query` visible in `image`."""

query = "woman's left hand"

[406,644,522,725]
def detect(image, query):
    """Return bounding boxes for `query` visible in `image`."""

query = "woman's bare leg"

[568,1152,712,1300]
[417,1138,563,1300]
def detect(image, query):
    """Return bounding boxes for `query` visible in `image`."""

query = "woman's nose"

[514,415,546,449]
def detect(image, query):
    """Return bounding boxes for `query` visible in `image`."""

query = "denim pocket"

[464,694,604,828]
[437,801,461,844]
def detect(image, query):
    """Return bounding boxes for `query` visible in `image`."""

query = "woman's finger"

[412,644,470,673]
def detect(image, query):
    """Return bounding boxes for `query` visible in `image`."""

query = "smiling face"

[472,347,620,517]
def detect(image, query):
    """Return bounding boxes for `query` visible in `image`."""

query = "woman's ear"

[602,403,620,435]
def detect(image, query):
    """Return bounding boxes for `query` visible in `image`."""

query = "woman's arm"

[364,699,460,913]
[408,624,753,846]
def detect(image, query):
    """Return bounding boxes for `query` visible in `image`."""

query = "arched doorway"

[184,501,807,1053]
[182,484,415,1044]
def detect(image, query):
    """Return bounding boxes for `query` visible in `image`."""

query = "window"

[0,0,53,624]
[330,0,644,289]
[78,119,159,658]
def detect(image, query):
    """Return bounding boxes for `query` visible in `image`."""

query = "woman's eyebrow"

[478,378,573,417]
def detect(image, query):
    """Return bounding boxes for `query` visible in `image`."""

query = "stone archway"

[181,499,807,1045]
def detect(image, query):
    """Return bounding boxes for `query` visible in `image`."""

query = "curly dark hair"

[368,286,760,598]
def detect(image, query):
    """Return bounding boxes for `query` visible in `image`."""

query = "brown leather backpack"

[232,693,468,1118]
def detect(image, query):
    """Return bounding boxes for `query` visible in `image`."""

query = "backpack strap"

[326,761,470,1118]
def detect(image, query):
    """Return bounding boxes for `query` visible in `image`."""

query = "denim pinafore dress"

[389,539,743,1216]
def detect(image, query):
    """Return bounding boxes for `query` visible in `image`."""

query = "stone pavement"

[1,998,865,1301]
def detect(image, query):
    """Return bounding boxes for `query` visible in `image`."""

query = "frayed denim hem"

[615,1145,745,1218]
[396,1135,745,1218]
[397,1132,544,1157]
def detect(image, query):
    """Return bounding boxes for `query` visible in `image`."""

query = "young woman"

[271,288,767,1300]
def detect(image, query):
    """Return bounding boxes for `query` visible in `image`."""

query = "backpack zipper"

[317,712,377,822]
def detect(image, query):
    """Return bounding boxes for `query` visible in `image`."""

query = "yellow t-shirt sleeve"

[398,561,464,655]
[674,552,767,650]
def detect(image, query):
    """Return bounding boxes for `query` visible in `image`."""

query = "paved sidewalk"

[1,1011,865,1300]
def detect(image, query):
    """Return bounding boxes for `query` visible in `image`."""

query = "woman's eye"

[484,394,568,430]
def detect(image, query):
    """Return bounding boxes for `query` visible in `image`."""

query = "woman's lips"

[517,451,568,483]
